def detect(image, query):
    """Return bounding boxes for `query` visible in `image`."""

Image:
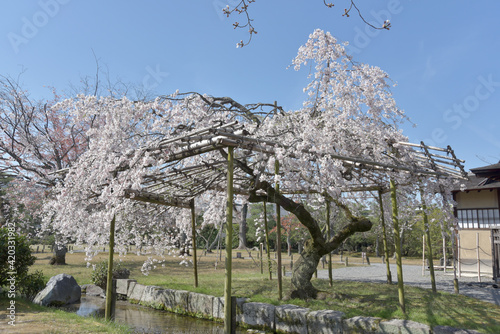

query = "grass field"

[2,246,499,333]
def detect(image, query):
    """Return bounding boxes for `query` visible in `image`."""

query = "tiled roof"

[453,173,500,192]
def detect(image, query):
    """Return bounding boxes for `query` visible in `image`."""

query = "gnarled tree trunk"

[249,179,372,299]
[290,240,322,299]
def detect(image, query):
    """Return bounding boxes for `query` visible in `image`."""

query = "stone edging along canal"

[115,279,480,334]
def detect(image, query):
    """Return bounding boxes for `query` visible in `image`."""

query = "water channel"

[65,295,250,333]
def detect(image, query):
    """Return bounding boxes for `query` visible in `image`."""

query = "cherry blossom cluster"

[39,29,461,272]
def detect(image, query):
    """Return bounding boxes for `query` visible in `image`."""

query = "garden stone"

[188,292,213,317]
[213,297,224,320]
[343,316,381,333]
[307,310,345,334]
[275,304,310,334]
[140,285,162,306]
[173,290,189,313]
[116,278,136,295]
[379,319,431,334]
[433,326,481,334]
[83,284,105,297]
[127,282,146,303]
[240,302,275,331]
[33,273,81,306]
[155,288,176,311]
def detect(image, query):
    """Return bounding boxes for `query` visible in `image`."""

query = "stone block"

[188,292,214,318]
[213,297,224,320]
[116,279,136,295]
[84,284,105,297]
[307,309,345,334]
[240,302,275,331]
[234,297,248,324]
[343,316,381,334]
[433,326,481,334]
[127,282,146,303]
[140,285,162,306]
[173,290,189,313]
[153,288,176,311]
[275,304,310,334]
[379,319,431,334]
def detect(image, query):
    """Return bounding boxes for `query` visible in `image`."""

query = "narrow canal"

[66,295,251,333]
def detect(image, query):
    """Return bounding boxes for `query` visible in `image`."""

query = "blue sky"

[1,1,499,171]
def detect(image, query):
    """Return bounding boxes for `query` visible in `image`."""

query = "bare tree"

[0,75,89,264]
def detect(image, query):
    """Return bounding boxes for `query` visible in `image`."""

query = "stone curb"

[114,279,482,334]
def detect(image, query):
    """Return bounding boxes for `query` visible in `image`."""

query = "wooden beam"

[123,189,191,208]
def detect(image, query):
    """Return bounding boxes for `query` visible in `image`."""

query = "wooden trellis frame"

[53,118,468,326]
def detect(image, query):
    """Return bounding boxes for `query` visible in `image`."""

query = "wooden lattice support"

[190,199,198,288]
[420,188,437,294]
[326,200,333,287]
[263,202,272,280]
[105,214,116,321]
[390,180,405,314]
[377,190,392,284]
[224,146,234,334]
[275,160,283,301]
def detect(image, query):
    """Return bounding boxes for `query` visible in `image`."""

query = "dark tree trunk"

[50,244,67,265]
[290,240,322,299]
[237,203,248,249]
[248,180,373,300]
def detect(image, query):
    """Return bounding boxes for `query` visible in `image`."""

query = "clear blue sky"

[1,1,499,171]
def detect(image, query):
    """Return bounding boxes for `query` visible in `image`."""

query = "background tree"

[0,75,89,264]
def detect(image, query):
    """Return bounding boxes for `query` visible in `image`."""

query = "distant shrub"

[0,228,36,287]
[18,270,46,301]
[91,260,130,290]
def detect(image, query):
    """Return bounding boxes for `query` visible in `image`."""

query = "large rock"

[33,274,81,306]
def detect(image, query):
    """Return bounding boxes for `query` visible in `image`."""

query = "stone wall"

[114,279,479,334]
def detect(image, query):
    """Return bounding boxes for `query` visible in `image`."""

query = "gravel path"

[316,263,500,305]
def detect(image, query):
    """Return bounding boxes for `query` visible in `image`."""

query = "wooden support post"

[264,202,272,280]
[260,243,263,274]
[443,236,447,273]
[422,235,425,276]
[476,233,481,283]
[458,235,462,278]
[452,229,459,294]
[105,214,116,321]
[390,180,405,313]
[224,146,234,334]
[275,160,283,300]
[377,190,392,284]
[190,199,199,288]
[327,200,333,287]
[420,188,437,294]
